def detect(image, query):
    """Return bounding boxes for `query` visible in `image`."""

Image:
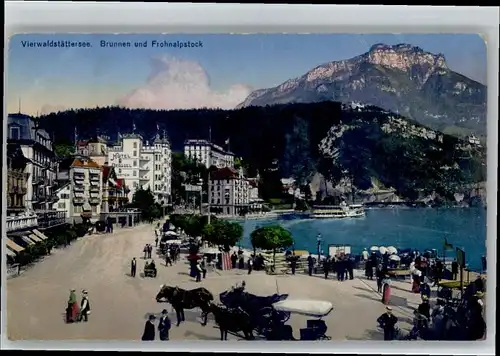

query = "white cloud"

[117,55,252,110]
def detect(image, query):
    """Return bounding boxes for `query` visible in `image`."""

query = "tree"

[202,220,243,252]
[132,188,157,221]
[250,225,294,266]
[54,143,75,158]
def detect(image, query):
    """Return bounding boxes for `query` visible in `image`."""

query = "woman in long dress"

[67,289,80,323]
[381,275,392,305]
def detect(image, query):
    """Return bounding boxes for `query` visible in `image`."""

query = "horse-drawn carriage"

[144,261,157,278]
[271,299,333,340]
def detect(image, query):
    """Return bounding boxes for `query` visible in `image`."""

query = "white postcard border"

[3,3,498,354]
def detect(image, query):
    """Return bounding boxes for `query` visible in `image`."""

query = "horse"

[155,285,214,326]
[206,302,254,341]
[219,288,289,335]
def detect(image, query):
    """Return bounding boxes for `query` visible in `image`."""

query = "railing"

[73,197,85,204]
[35,209,67,229]
[6,213,39,232]
[9,185,28,194]
[90,185,100,191]
[89,198,101,205]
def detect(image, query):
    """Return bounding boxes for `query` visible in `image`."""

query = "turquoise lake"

[237,208,487,271]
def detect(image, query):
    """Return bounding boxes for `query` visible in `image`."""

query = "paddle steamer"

[311,202,365,219]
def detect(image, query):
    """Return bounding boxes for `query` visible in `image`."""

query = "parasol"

[389,255,401,261]
[200,247,220,254]
[379,246,388,255]
[370,246,379,252]
[165,230,178,236]
[387,246,398,255]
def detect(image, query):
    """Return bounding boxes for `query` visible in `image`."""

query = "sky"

[6,33,487,115]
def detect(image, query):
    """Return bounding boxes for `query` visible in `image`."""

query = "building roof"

[210,167,240,180]
[77,140,89,147]
[71,158,101,168]
[8,113,51,141]
[248,179,259,188]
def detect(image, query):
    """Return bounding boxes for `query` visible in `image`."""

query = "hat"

[474,291,484,298]
[82,290,88,295]
[386,306,392,311]
[70,289,76,292]
[161,309,168,314]
[148,314,156,320]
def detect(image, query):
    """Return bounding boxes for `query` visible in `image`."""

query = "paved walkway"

[7,225,427,341]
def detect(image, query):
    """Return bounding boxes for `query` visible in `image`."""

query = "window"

[61,193,70,199]
[133,182,138,188]
[58,202,66,209]
[10,126,20,140]
[133,171,137,177]
[74,205,82,213]
[119,158,122,164]
[133,150,137,157]
[133,160,137,167]
[118,168,122,174]
[133,142,137,148]
[91,206,97,213]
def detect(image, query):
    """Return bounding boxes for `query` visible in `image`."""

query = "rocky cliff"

[237,43,487,136]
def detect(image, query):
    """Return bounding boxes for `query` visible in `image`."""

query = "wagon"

[271,299,333,340]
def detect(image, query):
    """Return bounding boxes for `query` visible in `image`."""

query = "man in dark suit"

[158,309,171,341]
[142,315,156,341]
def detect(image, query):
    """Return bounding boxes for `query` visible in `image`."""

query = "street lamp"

[316,233,322,259]
[198,178,203,215]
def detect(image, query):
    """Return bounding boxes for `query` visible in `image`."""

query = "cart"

[271,299,333,340]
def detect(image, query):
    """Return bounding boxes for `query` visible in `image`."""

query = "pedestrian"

[362,248,369,261]
[376,264,383,293]
[417,296,431,319]
[290,257,297,275]
[165,253,172,267]
[323,257,330,279]
[307,254,314,276]
[195,261,202,282]
[149,244,153,259]
[155,236,159,247]
[348,256,354,280]
[201,257,207,279]
[231,252,237,269]
[158,309,171,340]
[142,314,156,341]
[451,260,459,280]
[377,306,398,341]
[247,256,254,275]
[143,245,148,259]
[131,257,137,277]
[238,256,244,269]
[66,289,79,323]
[381,275,392,305]
[79,290,91,322]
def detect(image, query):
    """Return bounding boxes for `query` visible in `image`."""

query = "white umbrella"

[389,255,400,261]
[200,247,220,254]
[379,246,388,255]
[387,246,398,255]
[164,231,178,236]
[370,246,379,252]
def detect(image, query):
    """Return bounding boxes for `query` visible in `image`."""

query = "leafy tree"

[202,220,243,252]
[54,143,75,158]
[131,188,159,221]
[250,225,294,266]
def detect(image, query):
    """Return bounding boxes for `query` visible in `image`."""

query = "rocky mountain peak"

[366,43,447,72]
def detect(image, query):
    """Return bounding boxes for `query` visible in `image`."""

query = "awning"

[32,229,48,240]
[6,238,25,253]
[28,234,43,243]
[6,248,16,257]
[21,235,36,245]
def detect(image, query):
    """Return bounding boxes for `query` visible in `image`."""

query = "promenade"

[7,224,429,341]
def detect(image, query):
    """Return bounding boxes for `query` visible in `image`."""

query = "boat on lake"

[311,202,365,219]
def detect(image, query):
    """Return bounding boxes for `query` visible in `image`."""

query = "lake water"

[237,208,487,271]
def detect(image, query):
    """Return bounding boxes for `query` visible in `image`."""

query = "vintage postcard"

[5,33,487,343]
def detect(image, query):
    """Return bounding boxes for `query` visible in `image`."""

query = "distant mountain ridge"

[237,43,487,136]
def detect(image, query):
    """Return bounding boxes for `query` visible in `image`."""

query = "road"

[6,224,425,341]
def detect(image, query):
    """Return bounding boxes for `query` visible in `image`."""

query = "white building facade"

[69,158,103,222]
[208,167,250,216]
[184,139,234,168]
[7,114,58,211]
[52,183,71,219]
[108,133,171,205]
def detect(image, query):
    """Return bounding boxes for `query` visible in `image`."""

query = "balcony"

[32,175,45,185]
[35,209,66,229]
[9,185,27,195]
[73,185,84,192]
[6,213,38,232]
[73,197,85,205]
[90,185,100,192]
[89,197,100,205]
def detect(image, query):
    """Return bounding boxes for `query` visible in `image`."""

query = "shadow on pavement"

[354,293,382,303]
[184,330,219,340]
[352,285,378,293]
[345,329,384,341]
